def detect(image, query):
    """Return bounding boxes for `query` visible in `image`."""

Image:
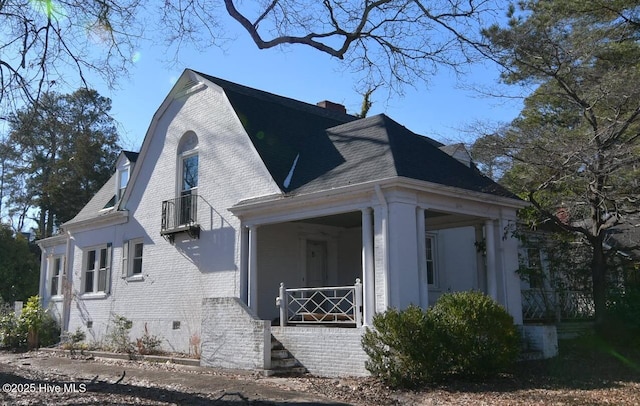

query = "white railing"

[521,289,594,321]
[276,279,363,327]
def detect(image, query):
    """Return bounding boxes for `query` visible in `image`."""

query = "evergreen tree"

[481,0,640,325]
[5,89,120,237]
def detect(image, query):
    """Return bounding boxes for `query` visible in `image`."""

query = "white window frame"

[117,165,129,201]
[122,239,144,280]
[49,255,65,298]
[82,244,112,296]
[177,132,199,198]
[426,233,439,287]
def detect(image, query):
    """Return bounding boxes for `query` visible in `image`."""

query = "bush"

[0,296,60,350]
[106,314,134,353]
[604,287,640,347]
[431,291,521,378]
[362,305,446,388]
[0,311,23,349]
[362,291,520,388]
[135,323,163,355]
[61,328,87,351]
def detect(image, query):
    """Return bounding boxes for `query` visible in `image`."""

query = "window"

[83,244,111,294]
[122,239,144,278]
[118,166,129,200]
[426,235,438,286]
[50,256,65,297]
[178,132,199,226]
[527,248,544,289]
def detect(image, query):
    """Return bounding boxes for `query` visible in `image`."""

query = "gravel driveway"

[2,349,640,405]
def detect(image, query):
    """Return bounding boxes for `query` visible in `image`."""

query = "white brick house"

[38,69,527,376]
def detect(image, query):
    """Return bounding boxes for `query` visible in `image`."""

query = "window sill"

[80,292,108,300]
[125,274,144,282]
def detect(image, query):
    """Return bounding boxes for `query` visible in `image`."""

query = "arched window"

[177,132,199,225]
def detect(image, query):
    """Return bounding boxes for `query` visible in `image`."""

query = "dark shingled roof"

[200,72,517,199]
[64,150,139,226]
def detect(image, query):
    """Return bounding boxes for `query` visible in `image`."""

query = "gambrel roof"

[58,70,519,231]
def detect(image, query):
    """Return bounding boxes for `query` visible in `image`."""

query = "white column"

[485,219,498,301]
[248,225,258,313]
[362,207,375,326]
[416,207,429,309]
[38,248,48,304]
[239,225,249,304]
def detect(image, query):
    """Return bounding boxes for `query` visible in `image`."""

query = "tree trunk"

[591,238,607,328]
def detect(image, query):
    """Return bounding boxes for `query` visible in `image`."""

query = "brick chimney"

[317,100,346,114]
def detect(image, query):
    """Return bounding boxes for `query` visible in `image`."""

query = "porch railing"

[276,279,363,327]
[521,289,594,322]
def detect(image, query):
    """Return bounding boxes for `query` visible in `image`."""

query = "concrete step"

[267,335,306,376]
[265,366,308,376]
[271,349,290,359]
[271,357,299,369]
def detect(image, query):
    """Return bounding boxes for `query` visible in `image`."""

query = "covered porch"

[232,182,524,327]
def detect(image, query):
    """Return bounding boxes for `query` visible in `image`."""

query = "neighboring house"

[38,69,532,376]
[519,216,640,327]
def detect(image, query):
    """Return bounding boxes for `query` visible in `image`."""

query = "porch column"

[416,207,429,309]
[248,225,258,313]
[362,207,375,326]
[485,219,498,301]
[239,225,249,304]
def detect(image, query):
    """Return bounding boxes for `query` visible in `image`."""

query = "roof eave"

[62,210,129,232]
[230,176,527,217]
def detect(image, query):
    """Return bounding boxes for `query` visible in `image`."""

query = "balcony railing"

[521,289,594,322]
[161,194,200,242]
[275,279,363,327]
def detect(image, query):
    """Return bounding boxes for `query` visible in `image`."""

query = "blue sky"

[90,26,523,152]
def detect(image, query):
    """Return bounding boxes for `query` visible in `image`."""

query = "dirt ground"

[1,345,640,405]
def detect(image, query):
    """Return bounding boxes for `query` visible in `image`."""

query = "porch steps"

[266,336,307,376]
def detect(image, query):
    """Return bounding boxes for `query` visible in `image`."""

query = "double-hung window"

[50,256,65,297]
[83,244,111,294]
[122,239,144,278]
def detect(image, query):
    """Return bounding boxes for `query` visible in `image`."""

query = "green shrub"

[362,305,446,388]
[106,314,134,353]
[431,291,521,378]
[0,296,60,350]
[362,291,521,388]
[0,311,24,349]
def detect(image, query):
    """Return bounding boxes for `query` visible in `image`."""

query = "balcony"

[161,194,200,242]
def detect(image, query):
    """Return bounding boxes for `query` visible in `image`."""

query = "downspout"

[374,184,390,309]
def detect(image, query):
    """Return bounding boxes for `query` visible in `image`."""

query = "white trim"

[231,178,525,228]
[81,243,112,295]
[62,210,128,232]
[122,238,145,278]
[232,176,526,216]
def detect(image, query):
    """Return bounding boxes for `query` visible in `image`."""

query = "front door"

[305,240,328,287]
